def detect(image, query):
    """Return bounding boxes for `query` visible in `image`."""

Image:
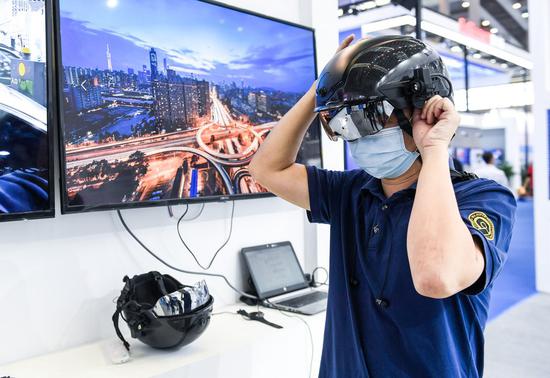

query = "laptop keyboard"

[277,291,328,308]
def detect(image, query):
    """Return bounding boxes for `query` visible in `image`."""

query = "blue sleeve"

[306,165,347,224]
[456,180,517,295]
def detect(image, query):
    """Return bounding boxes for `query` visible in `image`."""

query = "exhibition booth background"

[2,0,548,369]
[0,0,341,365]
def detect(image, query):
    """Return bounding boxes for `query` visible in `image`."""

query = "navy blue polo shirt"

[306,166,516,378]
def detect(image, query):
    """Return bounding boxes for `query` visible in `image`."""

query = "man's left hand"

[412,95,460,156]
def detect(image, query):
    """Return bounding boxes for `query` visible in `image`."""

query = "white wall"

[529,0,550,293]
[0,0,339,365]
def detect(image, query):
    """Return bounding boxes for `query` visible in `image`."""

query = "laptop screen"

[242,242,308,299]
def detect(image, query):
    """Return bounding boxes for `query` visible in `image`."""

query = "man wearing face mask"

[249,35,516,378]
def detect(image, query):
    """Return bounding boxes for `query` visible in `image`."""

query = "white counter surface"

[0,304,326,378]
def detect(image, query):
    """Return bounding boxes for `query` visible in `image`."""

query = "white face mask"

[348,127,419,179]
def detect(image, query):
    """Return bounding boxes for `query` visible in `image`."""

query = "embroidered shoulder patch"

[468,211,495,241]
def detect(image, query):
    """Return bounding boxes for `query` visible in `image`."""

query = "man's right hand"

[337,34,355,53]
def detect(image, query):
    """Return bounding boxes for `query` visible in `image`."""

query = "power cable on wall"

[176,201,234,270]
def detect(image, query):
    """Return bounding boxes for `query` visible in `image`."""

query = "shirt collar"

[360,175,417,202]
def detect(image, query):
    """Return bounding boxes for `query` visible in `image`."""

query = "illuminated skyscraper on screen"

[106,44,112,71]
[149,48,158,80]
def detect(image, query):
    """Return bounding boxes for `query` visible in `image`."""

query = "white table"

[0,304,326,378]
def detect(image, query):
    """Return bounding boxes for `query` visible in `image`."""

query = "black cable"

[116,209,257,299]
[311,266,329,287]
[176,201,235,270]
[180,204,190,218]
[180,203,205,221]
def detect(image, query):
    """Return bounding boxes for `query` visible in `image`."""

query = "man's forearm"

[407,147,483,298]
[250,83,317,174]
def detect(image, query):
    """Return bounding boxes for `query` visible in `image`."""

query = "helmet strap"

[112,308,131,351]
[112,275,134,351]
[394,109,413,137]
[152,271,169,296]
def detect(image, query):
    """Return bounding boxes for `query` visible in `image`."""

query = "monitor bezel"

[0,0,56,223]
[53,0,321,214]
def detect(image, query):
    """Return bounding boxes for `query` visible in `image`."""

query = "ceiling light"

[0,151,10,156]
[490,27,498,34]
[359,15,533,69]
[356,1,376,11]
[462,1,470,8]
[490,59,497,64]
[338,8,344,17]
[472,53,482,59]
[451,45,462,53]
[347,8,354,14]
[375,0,391,5]
[522,12,529,18]
[500,63,509,69]
[481,19,490,27]
[512,2,521,10]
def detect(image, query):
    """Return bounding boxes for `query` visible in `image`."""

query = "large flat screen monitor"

[55,0,320,213]
[0,0,54,221]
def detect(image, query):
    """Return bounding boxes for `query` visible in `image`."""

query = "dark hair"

[482,151,494,164]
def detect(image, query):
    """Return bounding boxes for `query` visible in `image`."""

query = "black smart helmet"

[315,35,453,140]
[112,271,214,350]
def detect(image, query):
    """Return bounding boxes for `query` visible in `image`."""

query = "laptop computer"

[241,241,328,315]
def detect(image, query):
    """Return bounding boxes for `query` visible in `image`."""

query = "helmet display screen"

[320,100,394,141]
[152,280,210,317]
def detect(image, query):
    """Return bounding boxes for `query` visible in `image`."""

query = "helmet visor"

[320,100,395,141]
[152,280,210,317]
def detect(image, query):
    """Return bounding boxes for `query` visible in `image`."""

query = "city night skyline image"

[59,0,320,209]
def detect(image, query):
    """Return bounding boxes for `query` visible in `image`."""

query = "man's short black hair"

[482,151,494,164]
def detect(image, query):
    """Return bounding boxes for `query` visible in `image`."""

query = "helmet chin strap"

[394,109,413,137]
